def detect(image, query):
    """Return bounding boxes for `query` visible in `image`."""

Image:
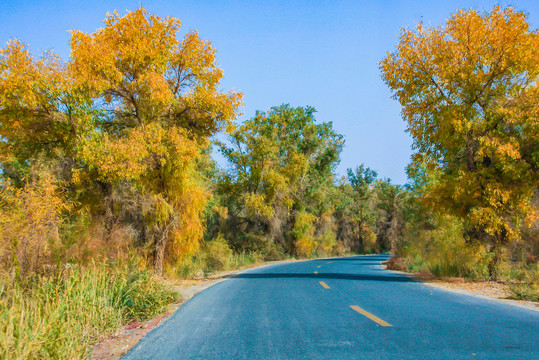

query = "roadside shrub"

[231,251,262,268]
[173,239,263,279]
[203,234,234,272]
[262,241,286,261]
[118,268,178,320]
[317,229,337,256]
[400,214,489,279]
[508,283,539,301]
[174,255,206,278]
[505,262,539,301]
[0,170,68,277]
[293,211,317,257]
[384,256,408,272]
[331,242,349,257]
[361,226,379,254]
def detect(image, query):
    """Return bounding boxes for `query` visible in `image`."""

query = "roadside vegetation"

[381,6,539,300]
[0,262,176,359]
[0,4,537,359]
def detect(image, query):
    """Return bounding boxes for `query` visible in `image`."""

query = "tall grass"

[0,262,177,359]
[503,262,539,301]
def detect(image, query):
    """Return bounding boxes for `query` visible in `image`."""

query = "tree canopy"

[0,8,243,274]
[216,104,343,255]
[381,6,539,263]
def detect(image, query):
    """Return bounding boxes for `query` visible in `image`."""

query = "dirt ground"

[422,277,538,311]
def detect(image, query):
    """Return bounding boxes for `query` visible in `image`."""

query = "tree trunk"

[153,223,172,276]
[97,181,116,242]
[488,241,502,280]
[154,235,166,276]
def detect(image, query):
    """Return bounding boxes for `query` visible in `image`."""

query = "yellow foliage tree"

[0,40,92,177]
[69,8,242,274]
[0,8,242,275]
[381,6,539,276]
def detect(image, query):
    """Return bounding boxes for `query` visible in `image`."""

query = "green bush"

[230,251,262,269]
[175,256,207,278]
[316,230,337,257]
[174,234,263,278]
[400,214,489,279]
[262,241,287,261]
[203,234,234,272]
[0,262,177,359]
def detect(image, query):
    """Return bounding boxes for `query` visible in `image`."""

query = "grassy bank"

[0,263,177,359]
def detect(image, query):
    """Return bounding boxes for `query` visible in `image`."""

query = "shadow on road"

[232,272,414,283]
[311,255,391,262]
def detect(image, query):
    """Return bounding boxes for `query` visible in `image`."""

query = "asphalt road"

[123,255,539,359]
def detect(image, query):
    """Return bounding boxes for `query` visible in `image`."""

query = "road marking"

[314,271,318,274]
[319,281,330,289]
[350,305,392,327]
[317,265,322,268]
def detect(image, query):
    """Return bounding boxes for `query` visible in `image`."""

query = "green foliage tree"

[216,104,343,256]
[374,179,405,253]
[346,165,378,252]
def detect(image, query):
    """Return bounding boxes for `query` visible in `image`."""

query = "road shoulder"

[381,263,539,312]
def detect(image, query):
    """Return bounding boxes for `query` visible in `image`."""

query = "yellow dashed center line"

[350,305,392,327]
[319,281,330,289]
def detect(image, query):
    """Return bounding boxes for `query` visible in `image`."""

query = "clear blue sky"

[2,0,538,184]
